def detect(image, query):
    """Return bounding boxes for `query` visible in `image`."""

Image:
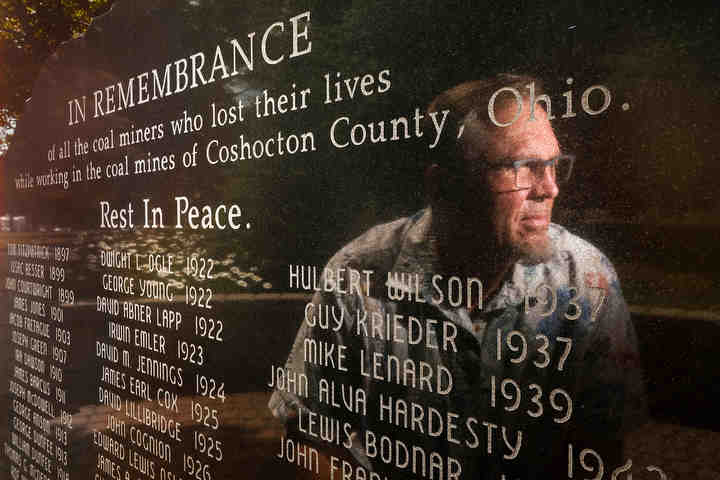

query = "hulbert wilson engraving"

[269,74,646,480]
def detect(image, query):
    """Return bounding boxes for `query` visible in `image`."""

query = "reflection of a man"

[270,74,645,480]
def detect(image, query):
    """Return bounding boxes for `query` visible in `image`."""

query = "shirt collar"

[386,208,528,313]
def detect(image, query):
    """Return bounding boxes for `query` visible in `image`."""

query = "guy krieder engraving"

[270,74,647,480]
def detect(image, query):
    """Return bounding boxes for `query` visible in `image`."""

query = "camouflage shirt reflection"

[270,208,646,480]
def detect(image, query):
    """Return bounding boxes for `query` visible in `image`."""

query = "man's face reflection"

[460,103,561,264]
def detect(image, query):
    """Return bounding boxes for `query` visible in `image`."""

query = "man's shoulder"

[548,223,621,287]
[325,211,422,273]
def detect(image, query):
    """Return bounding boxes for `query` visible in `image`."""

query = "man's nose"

[530,164,559,199]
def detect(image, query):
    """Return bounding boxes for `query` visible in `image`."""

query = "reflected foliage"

[0,0,114,140]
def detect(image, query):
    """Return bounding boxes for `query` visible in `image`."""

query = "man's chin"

[516,233,555,265]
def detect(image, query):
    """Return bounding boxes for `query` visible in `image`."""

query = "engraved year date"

[178,340,205,366]
[194,316,223,342]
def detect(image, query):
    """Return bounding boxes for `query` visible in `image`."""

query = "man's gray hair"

[426,73,545,174]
